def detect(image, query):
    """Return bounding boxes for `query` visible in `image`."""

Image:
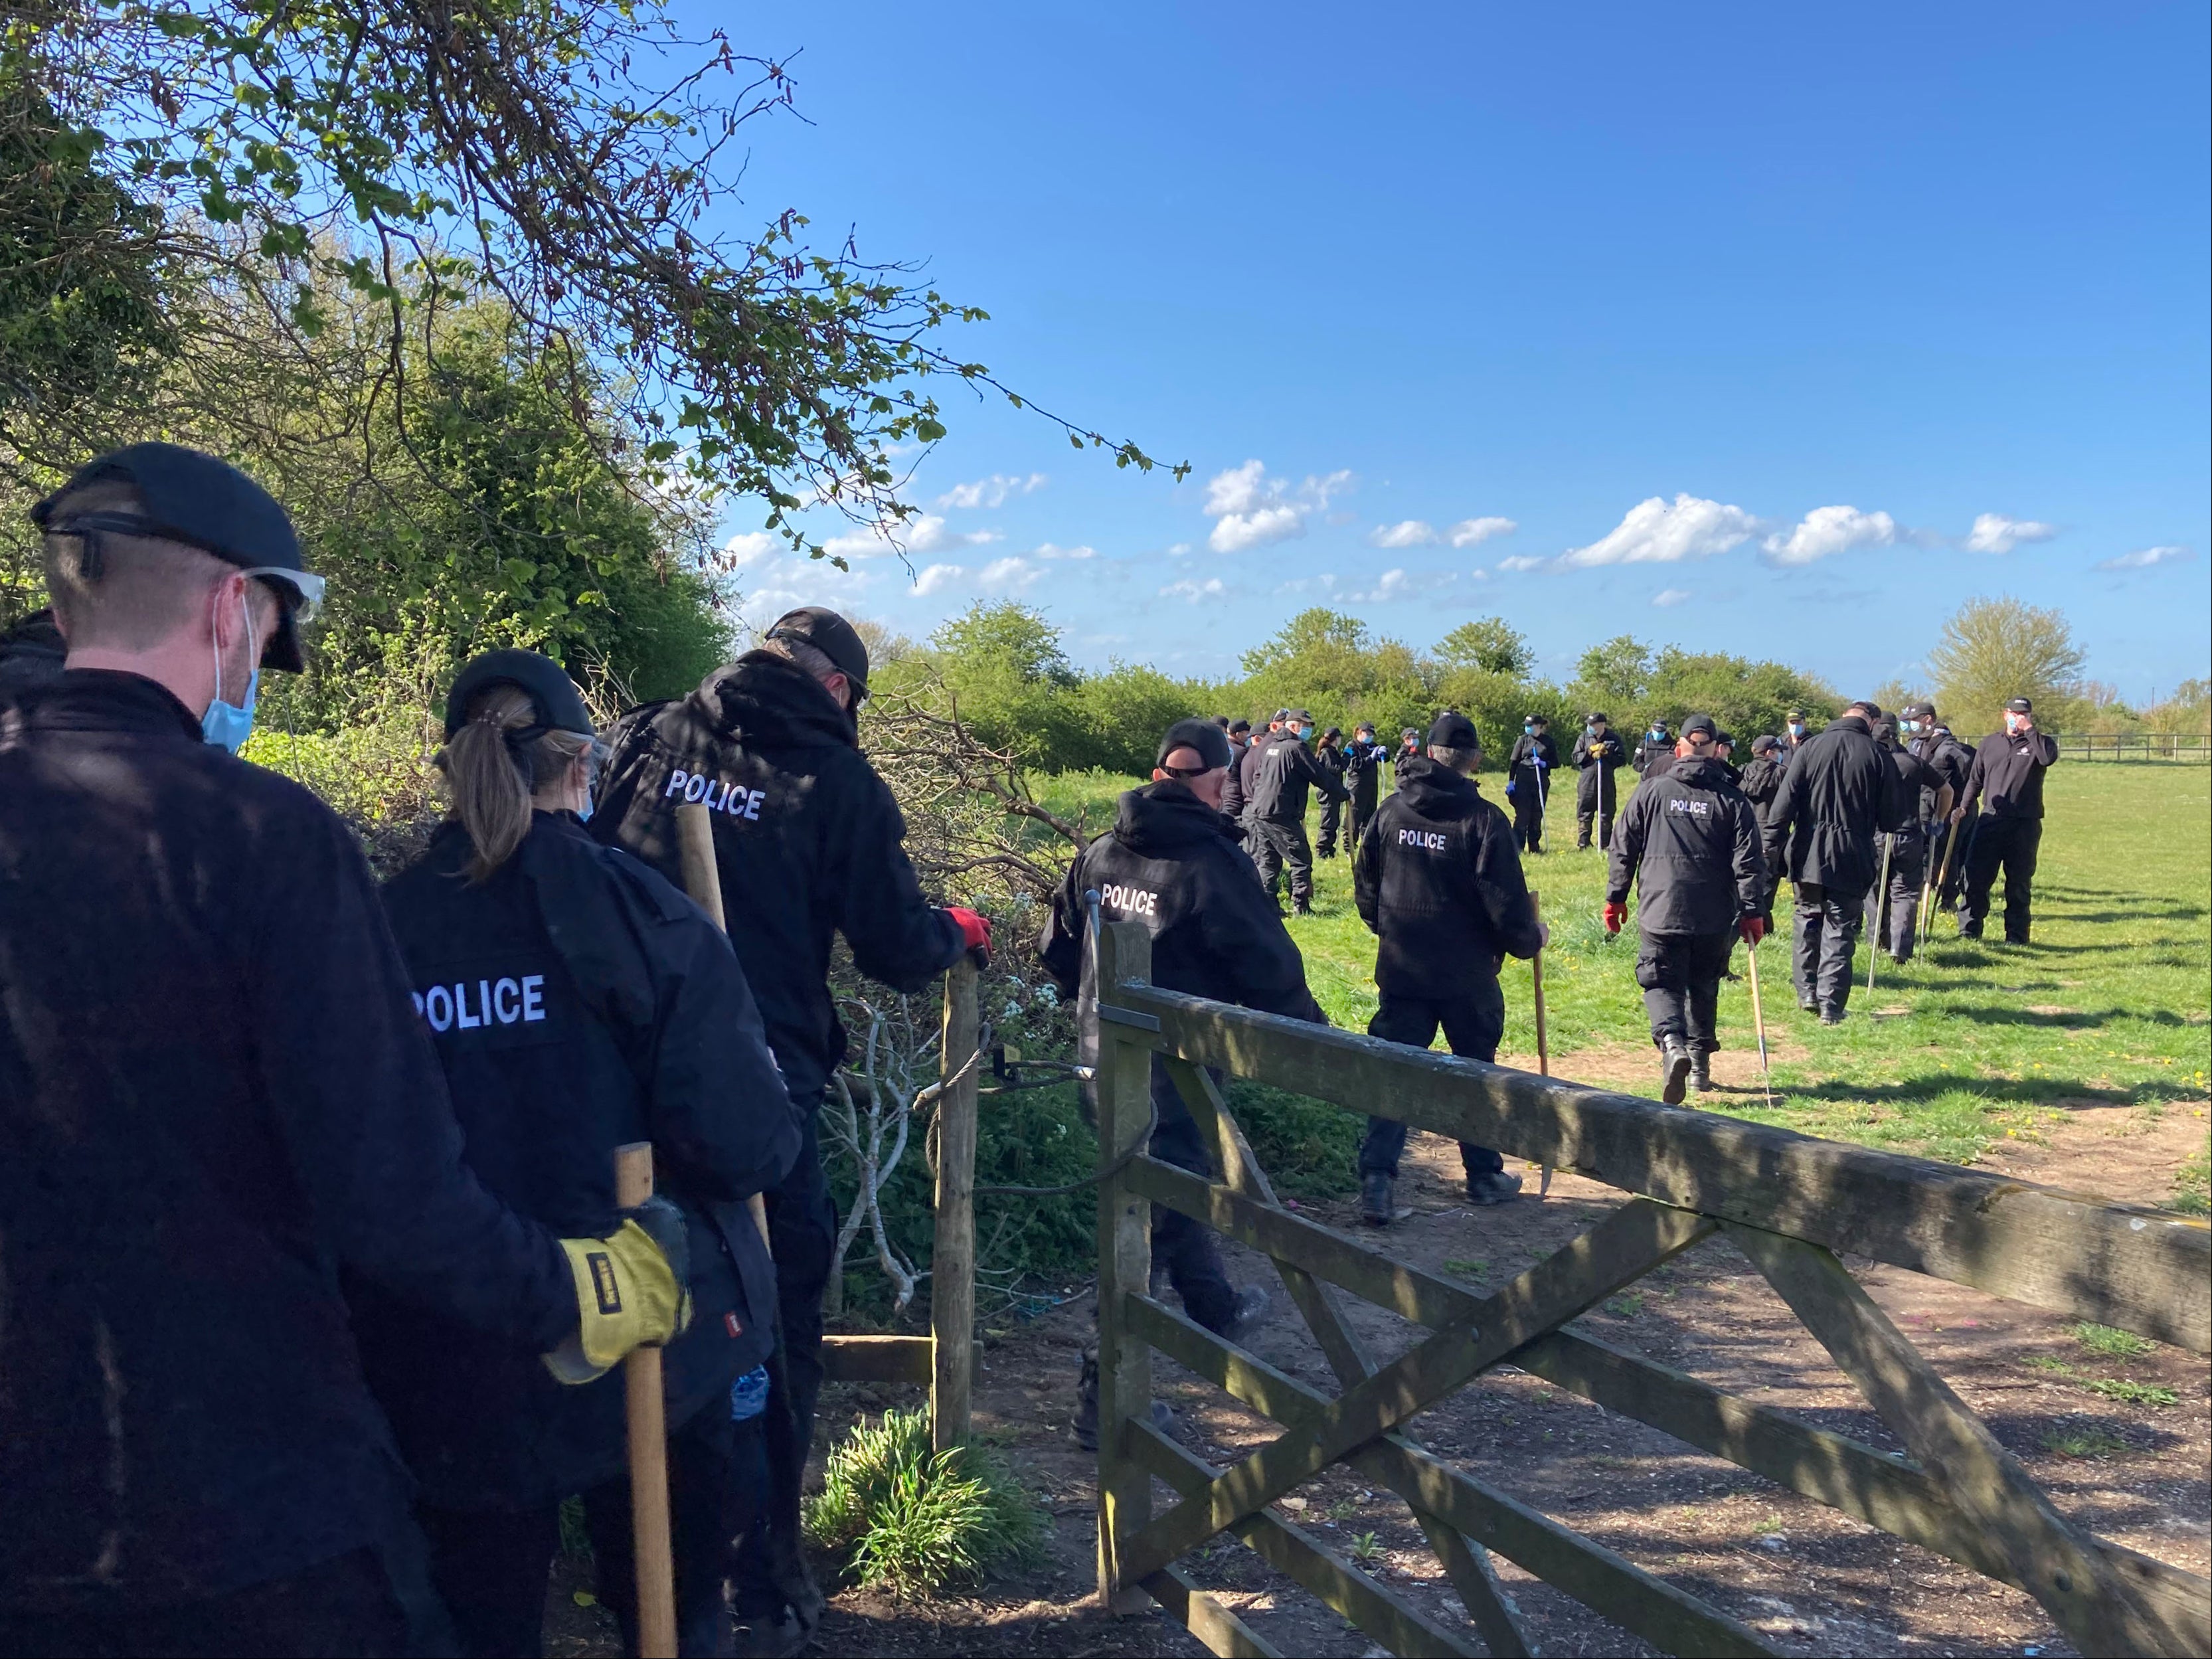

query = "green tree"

[1236,608,1440,736]
[1569,636,1654,717]
[1435,616,1532,677]
[926,602,1086,767]
[1073,664,1207,775]
[1927,597,2086,733]
[1642,649,1837,744]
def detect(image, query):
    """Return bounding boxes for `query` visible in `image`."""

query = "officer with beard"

[1344,720,1387,848]
[1865,717,1943,964]
[1571,711,1628,849]
[1604,716,1768,1100]
[1505,713,1559,853]
[1041,719,1316,1444]
[1902,702,1976,912]
[1352,713,1546,1221]
[590,607,986,1652]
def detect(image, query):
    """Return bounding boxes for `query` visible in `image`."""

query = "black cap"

[1428,711,1479,749]
[1156,717,1233,772]
[1585,711,1609,723]
[1525,712,1547,725]
[1273,707,1291,723]
[1355,721,1374,735]
[1786,708,1804,720]
[764,606,870,693]
[1715,729,1736,748]
[1650,717,1671,731]
[1323,725,1341,739]
[1401,727,1419,740]
[1871,718,1899,745]
[1212,714,1230,729]
[444,648,594,740]
[1287,707,1314,724]
[33,442,313,671]
[1903,701,1937,721]
[1751,735,1781,754]
[1228,718,1251,735]
[2005,696,2033,713]
[1681,714,1717,739]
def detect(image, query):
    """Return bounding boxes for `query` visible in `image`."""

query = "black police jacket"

[1909,728,1976,824]
[1343,739,1387,805]
[0,672,575,1605]
[1250,733,1346,823]
[1506,733,1560,796]
[1632,733,1676,775]
[1760,716,1909,891]
[1570,731,1628,806]
[1221,737,1250,819]
[1960,727,2060,822]
[1736,754,1786,817]
[1606,756,1768,935]
[0,606,64,705]
[1351,756,1542,998]
[592,654,963,1108]
[1236,729,1283,820]
[1037,781,1325,1044]
[359,815,798,1508]
[1878,744,1940,845]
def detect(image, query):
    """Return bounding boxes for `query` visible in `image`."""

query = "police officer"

[1864,717,1944,963]
[1760,699,1901,1023]
[1737,735,1788,822]
[1505,713,1559,854]
[1953,696,2061,943]
[1221,717,1254,824]
[357,649,799,1657]
[1604,715,1768,1100]
[1571,711,1628,849]
[1903,702,1976,913]
[1392,725,1421,785]
[1352,712,1545,1221]
[0,446,681,1656]
[1040,719,1308,1443]
[1344,720,1387,848]
[1314,725,1349,858]
[1784,709,1811,751]
[1248,707,1347,915]
[1633,716,1676,778]
[1713,730,1743,783]
[1238,709,1290,840]
[590,607,984,1651]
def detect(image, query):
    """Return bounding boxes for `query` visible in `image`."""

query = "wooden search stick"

[614,1141,678,1659]
[675,801,773,1251]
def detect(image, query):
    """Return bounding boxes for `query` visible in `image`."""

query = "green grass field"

[1033,762,2211,1172]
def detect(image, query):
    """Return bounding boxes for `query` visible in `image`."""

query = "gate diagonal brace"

[1728,1223,2180,1659]
[1162,1057,1531,1658]
[1114,1196,1714,1588]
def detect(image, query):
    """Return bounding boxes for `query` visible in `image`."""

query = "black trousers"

[1145,1060,1239,1332]
[1316,792,1343,856]
[1250,818,1316,903]
[1575,776,1616,849]
[1636,930,1734,1053]
[1864,833,1928,960]
[1958,817,2043,942]
[1349,787,1378,849]
[0,1548,411,1659]
[1359,987,1505,1179]
[1511,784,1546,853]
[730,1108,835,1621]
[1792,880,1867,1015]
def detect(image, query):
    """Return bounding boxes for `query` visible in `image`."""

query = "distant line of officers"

[0,442,2062,1659]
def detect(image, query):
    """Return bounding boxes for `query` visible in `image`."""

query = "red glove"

[1602,901,1626,934]
[1739,915,1768,946]
[944,906,992,967]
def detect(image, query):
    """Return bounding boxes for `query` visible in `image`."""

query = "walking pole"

[1926,812,1961,934]
[1744,940,1775,1109]
[1529,890,1553,1197]
[1867,832,1893,994]
[614,1141,679,1659]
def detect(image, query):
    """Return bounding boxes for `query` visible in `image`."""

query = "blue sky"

[699,1,2209,703]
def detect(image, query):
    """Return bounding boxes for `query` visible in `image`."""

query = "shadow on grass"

[1760,1075,2206,1110]
[1931,1004,2205,1031]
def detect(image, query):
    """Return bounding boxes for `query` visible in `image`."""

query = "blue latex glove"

[1505,780,1517,797]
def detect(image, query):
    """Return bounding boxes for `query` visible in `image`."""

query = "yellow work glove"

[543,1197,692,1385]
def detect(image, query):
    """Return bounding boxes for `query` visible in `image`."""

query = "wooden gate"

[1086,921,2211,1658]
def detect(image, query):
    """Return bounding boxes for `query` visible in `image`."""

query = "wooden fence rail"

[1088,920,2211,1658]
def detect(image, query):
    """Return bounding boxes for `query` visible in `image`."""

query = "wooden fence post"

[1094,920,1156,1613]
[931,958,980,1452]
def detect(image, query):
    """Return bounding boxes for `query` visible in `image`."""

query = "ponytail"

[435,682,593,881]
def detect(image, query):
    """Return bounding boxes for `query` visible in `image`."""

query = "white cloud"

[1448,516,1517,548]
[1652,588,1692,608]
[2095,544,2192,571]
[912,563,966,595]
[1202,459,1354,553]
[1496,554,1547,573]
[1762,505,1899,567]
[720,530,780,567]
[978,556,1041,593]
[1963,513,2057,555]
[1167,541,1193,557]
[823,513,1001,561]
[1032,542,1096,561]
[1346,567,1448,603]
[1368,520,1437,549]
[1559,494,1760,568]
[1161,576,1229,602]
[934,472,1047,510]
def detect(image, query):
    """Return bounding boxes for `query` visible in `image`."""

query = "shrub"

[804,1408,1045,1597]
[1229,1081,1360,1200]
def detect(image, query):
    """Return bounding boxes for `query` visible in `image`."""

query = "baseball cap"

[1400,727,1418,740]
[444,648,595,741]
[1681,714,1717,739]
[1323,725,1341,739]
[1156,717,1233,772]
[1750,735,1780,755]
[1287,707,1314,725]
[1584,710,1609,723]
[33,442,319,672]
[1902,701,1937,721]
[1428,711,1479,748]
[2005,696,2033,713]
[764,606,870,696]
[1273,708,1292,723]
[1228,718,1251,735]
[1525,711,1547,724]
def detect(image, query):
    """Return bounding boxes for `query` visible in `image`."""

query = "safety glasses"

[235,566,325,623]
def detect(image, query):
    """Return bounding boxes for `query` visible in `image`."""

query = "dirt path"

[554,1101,2208,1658]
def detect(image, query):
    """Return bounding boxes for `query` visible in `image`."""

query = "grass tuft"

[2172,1142,2211,1215]
[804,1408,1046,1598]
[2070,1322,2153,1360]
[2086,1377,2178,1407]
[2039,1428,2129,1458]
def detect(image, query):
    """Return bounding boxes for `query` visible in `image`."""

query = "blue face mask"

[202,590,260,754]
[1523,723,1535,734]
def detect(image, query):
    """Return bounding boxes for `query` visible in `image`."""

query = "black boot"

[1072,1348,1176,1451]
[1465,1170,1523,1205]
[1687,1051,1711,1094]
[1361,1172,1395,1227]
[1660,1039,1691,1105]
[1292,896,1312,916]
